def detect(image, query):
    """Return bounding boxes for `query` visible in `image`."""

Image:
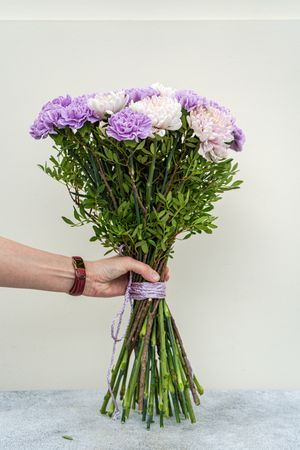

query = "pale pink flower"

[188,105,235,162]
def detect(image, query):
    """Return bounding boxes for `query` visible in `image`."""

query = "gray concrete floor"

[0,390,299,450]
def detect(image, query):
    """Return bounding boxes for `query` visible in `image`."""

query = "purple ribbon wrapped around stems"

[107,246,166,419]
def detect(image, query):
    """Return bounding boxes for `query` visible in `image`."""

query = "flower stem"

[138,300,159,412]
[146,344,156,429]
[129,155,141,223]
[122,318,147,421]
[158,299,169,417]
[193,375,204,396]
[161,134,180,195]
[146,142,157,209]
[171,315,201,405]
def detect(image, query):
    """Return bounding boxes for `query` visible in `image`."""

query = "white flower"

[150,82,176,97]
[130,96,182,136]
[188,105,234,162]
[88,90,128,116]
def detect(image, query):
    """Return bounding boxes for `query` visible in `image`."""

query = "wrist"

[45,255,75,294]
[40,256,91,296]
[27,254,75,294]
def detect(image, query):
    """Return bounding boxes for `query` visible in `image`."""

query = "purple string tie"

[106,247,166,420]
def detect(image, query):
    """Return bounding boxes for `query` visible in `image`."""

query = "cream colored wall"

[0,17,299,390]
[1,0,299,19]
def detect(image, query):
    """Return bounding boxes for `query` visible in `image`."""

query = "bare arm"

[0,236,168,298]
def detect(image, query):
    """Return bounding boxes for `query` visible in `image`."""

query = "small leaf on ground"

[62,435,74,440]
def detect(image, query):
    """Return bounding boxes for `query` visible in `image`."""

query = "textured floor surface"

[0,390,299,450]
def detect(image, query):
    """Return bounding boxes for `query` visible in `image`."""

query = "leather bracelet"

[69,256,86,296]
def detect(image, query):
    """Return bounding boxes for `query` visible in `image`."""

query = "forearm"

[0,236,76,294]
[0,236,162,298]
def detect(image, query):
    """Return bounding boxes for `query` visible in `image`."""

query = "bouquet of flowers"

[30,83,245,429]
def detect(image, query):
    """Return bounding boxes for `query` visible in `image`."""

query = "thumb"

[123,257,160,282]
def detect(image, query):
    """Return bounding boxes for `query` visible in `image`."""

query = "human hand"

[83,256,170,298]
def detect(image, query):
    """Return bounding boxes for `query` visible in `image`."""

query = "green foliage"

[39,119,242,264]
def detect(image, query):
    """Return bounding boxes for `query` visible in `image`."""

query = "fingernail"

[152,271,160,281]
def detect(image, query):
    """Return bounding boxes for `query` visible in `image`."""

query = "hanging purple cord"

[106,245,166,419]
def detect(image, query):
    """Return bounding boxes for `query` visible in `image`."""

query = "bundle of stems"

[100,257,204,428]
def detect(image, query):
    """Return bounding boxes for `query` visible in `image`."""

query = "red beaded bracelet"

[69,256,86,296]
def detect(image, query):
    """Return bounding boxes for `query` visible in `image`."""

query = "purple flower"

[76,94,99,123]
[208,99,231,115]
[59,96,99,129]
[106,108,152,141]
[30,94,99,139]
[125,87,159,104]
[230,125,245,152]
[30,95,72,139]
[30,114,52,139]
[175,90,204,111]
[42,95,72,111]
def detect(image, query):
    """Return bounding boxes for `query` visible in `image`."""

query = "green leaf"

[104,249,114,256]
[156,192,166,203]
[73,207,81,221]
[61,216,75,225]
[136,140,146,150]
[194,216,208,224]
[231,180,243,188]
[51,133,64,146]
[178,192,184,205]
[141,241,149,254]
[150,143,155,155]
[62,435,74,440]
